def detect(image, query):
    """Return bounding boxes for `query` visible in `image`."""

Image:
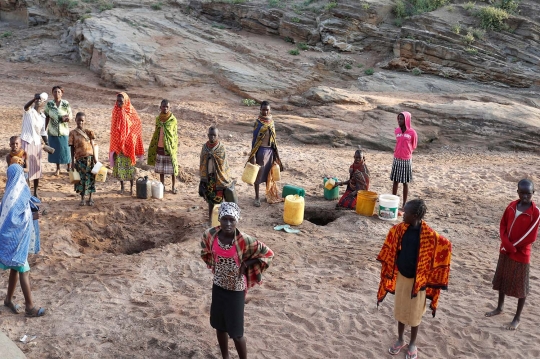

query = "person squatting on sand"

[147,99,179,194]
[247,101,283,207]
[199,126,233,224]
[334,148,370,210]
[377,199,452,359]
[45,85,72,176]
[0,164,46,317]
[391,111,417,212]
[485,179,540,330]
[69,112,97,206]
[200,202,274,359]
[109,92,144,195]
[21,93,49,198]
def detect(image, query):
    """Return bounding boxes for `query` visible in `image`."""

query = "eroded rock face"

[73,8,316,96]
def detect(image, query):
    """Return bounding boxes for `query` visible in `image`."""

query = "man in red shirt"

[485,179,540,330]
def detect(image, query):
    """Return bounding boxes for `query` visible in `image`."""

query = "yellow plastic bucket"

[242,163,260,185]
[356,190,378,216]
[283,194,304,226]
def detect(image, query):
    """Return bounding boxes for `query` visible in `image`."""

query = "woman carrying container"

[246,101,283,207]
[334,148,370,210]
[200,202,274,359]
[44,85,73,176]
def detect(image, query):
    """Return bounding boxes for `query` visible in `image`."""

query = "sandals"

[79,200,86,206]
[4,301,22,314]
[172,188,178,194]
[406,348,418,359]
[253,199,261,207]
[25,306,46,317]
[86,200,95,206]
[389,342,407,355]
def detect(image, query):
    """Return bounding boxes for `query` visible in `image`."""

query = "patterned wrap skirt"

[492,253,530,298]
[22,140,42,181]
[48,135,71,164]
[113,153,136,181]
[390,158,413,184]
[154,153,175,175]
[394,272,426,327]
[205,173,224,205]
[75,156,96,195]
[255,146,274,185]
[210,284,245,338]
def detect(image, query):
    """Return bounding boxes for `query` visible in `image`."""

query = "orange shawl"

[377,221,451,316]
[109,92,144,165]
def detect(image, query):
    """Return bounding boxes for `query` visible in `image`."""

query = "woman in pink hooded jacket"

[390,112,417,210]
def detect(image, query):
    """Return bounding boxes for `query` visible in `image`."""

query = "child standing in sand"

[390,112,417,211]
[485,179,540,330]
[377,199,451,359]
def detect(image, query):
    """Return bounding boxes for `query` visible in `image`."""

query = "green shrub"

[242,99,258,106]
[325,2,337,11]
[394,0,406,18]
[57,0,78,9]
[364,68,374,75]
[291,17,300,23]
[394,18,403,27]
[80,13,92,22]
[451,23,461,34]
[284,36,293,43]
[268,0,284,8]
[357,63,364,68]
[297,42,309,50]
[499,0,519,14]
[478,6,509,30]
[470,27,486,39]
[151,2,162,10]
[463,31,475,44]
[463,1,475,11]
[361,3,370,10]
[465,47,478,54]
[1,31,12,38]
[98,1,114,11]
[446,4,454,12]
[344,64,352,69]
[412,67,422,76]
[289,49,300,55]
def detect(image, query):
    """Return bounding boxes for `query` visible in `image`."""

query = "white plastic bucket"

[151,181,164,199]
[378,194,400,221]
[91,161,103,174]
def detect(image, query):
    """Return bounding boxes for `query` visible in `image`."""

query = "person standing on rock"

[200,202,274,359]
[109,92,144,195]
[147,99,179,194]
[44,85,73,176]
[21,93,49,198]
[247,101,283,207]
[485,179,540,330]
[377,199,451,359]
[390,111,417,212]
[199,126,233,224]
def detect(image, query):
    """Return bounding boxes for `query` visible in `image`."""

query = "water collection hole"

[304,207,344,226]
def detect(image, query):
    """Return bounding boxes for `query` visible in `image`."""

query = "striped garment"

[0,165,33,267]
[154,153,174,175]
[22,141,42,181]
[390,157,413,184]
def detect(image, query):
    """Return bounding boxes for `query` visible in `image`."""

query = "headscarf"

[218,202,240,222]
[0,165,32,267]
[109,92,145,166]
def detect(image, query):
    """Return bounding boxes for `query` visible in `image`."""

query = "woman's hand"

[32,211,41,220]
[238,262,247,279]
[249,157,255,165]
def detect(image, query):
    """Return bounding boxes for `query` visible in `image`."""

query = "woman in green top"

[44,86,72,176]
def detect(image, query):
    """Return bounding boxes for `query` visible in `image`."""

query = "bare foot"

[54,169,60,176]
[485,308,503,317]
[506,319,520,330]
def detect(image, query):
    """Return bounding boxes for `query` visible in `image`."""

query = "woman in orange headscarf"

[109,93,144,195]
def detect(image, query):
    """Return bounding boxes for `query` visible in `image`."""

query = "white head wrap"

[218,202,240,222]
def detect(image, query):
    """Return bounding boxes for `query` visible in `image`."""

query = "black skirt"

[390,158,413,184]
[492,253,530,298]
[210,284,245,338]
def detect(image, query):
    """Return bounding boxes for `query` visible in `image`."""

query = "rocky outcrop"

[73,8,317,96]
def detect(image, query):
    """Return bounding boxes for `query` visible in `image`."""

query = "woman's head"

[75,112,86,129]
[403,199,427,226]
[52,86,63,101]
[208,126,219,143]
[218,202,240,234]
[116,93,126,108]
[260,101,271,117]
[354,149,365,164]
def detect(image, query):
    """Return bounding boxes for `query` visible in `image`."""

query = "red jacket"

[499,200,540,263]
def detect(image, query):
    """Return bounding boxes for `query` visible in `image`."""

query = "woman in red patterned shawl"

[377,199,451,359]
[109,92,144,195]
[334,148,370,209]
